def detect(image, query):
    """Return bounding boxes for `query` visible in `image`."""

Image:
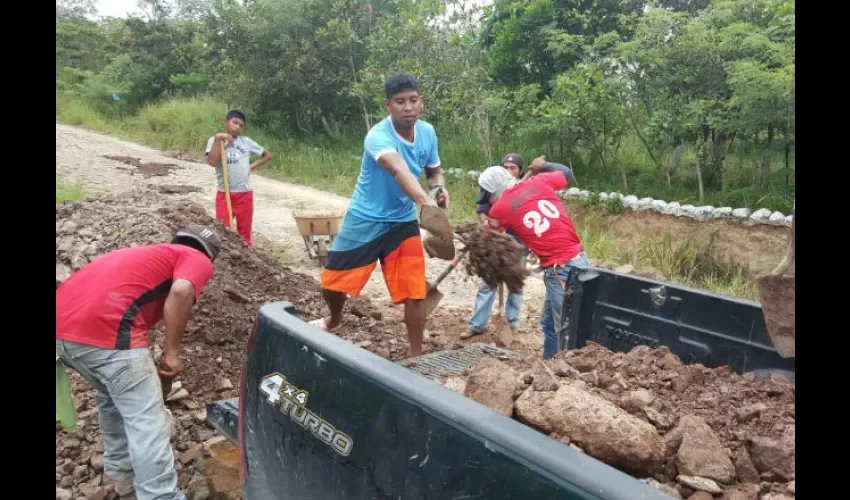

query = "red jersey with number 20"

[488,172,582,268]
[56,244,214,350]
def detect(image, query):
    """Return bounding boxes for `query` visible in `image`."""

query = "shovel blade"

[492,315,513,347]
[420,205,455,260]
[756,274,795,358]
[424,286,444,318]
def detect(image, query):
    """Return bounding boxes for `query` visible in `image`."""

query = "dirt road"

[56,124,548,350]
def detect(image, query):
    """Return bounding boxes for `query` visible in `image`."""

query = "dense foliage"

[56,0,795,210]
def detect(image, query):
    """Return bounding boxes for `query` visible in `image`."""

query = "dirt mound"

[55,190,425,498]
[104,155,179,177]
[154,184,204,194]
[455,223,529,294]
[458,343,795,498]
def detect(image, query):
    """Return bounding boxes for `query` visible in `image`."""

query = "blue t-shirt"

[347,117,441,222]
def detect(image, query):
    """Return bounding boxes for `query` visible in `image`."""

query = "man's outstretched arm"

[377,152,436,207]
[529,156,578,187]
[160,278,196,376]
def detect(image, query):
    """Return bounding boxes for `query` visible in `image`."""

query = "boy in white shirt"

[205,110,273,247]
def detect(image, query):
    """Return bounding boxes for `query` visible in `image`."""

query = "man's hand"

[436,189,449,208]
[250,150,273,171]
[429,185,450,209]
[529,156,546,175]
[161,279,195,378]
[158,351,184,378]
[215,132,234,143]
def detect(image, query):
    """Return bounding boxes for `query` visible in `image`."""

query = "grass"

[56,95,770,299]
[56,182,84,204]
[573,209,757,300]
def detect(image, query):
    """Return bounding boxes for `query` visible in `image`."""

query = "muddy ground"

[56,191,454,499]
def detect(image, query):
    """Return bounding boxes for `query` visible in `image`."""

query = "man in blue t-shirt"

[310,73,448,357]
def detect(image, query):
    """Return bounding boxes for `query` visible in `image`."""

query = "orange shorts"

[320,217,426,304]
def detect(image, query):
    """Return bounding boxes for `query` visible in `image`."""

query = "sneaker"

[460,329,484,340]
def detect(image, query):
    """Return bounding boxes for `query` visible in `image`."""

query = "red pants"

[215,191,254,247]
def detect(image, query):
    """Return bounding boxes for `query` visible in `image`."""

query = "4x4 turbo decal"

[259,372,354,457]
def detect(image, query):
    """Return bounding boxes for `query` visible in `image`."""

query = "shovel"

[492,283,513,347]
[424,248,469,317]
[220,141,235,230]
[756,202,795,358]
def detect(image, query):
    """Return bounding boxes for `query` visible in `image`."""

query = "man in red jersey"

[56,226,221,500]
[479,158,588,359]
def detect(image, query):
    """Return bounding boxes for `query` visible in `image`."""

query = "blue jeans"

[541,252,589,360]
[468,254,526,333]
[56,339,184,500]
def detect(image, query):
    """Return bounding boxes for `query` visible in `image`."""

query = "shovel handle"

[220,141,235,230]
[428,248,469,291]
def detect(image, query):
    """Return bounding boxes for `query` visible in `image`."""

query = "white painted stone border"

[448,168,792,228]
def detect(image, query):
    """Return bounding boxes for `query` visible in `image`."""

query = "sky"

[93,0,493,20]
[94,0,143,19]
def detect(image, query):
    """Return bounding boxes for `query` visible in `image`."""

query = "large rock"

[676,475,722,494]
[619,388,655,415]
[515,381,665,475]
[720,484,760,500]
[463,358,519,417]
[686,492,714,500]
[733,447,760,484]
[204,440,241,500]
[749,426,795,480]
[674,415,736,484]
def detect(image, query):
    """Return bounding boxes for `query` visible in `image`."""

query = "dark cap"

[502,153,524,171]
[173,225,221,260]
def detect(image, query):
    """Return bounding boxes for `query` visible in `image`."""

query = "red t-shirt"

[56,244,214,350]
[488,172,583,268]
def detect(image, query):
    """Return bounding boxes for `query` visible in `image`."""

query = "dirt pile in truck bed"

[457,343,795,499]
[55,190,428,499]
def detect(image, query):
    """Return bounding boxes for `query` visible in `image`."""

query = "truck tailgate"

[213,301,671,500]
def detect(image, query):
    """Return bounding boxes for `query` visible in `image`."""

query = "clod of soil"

[454,223,530,294]
[55,189,434,498]
[462,358,518,417]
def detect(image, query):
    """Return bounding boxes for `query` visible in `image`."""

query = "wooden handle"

[220,141,234,230]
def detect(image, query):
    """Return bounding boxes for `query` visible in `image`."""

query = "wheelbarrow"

[292,210,344,267]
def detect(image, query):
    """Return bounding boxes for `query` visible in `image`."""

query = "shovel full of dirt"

[756,202,794,358]
[420,204,455,260]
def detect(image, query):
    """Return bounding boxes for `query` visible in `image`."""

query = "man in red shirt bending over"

[479,158,588,360]
[56,225,221,500]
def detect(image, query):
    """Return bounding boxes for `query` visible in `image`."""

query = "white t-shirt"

[204,135,265,192]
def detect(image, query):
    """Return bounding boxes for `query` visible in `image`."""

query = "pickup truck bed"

[207,268,794,499]
[208,301,671,499]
